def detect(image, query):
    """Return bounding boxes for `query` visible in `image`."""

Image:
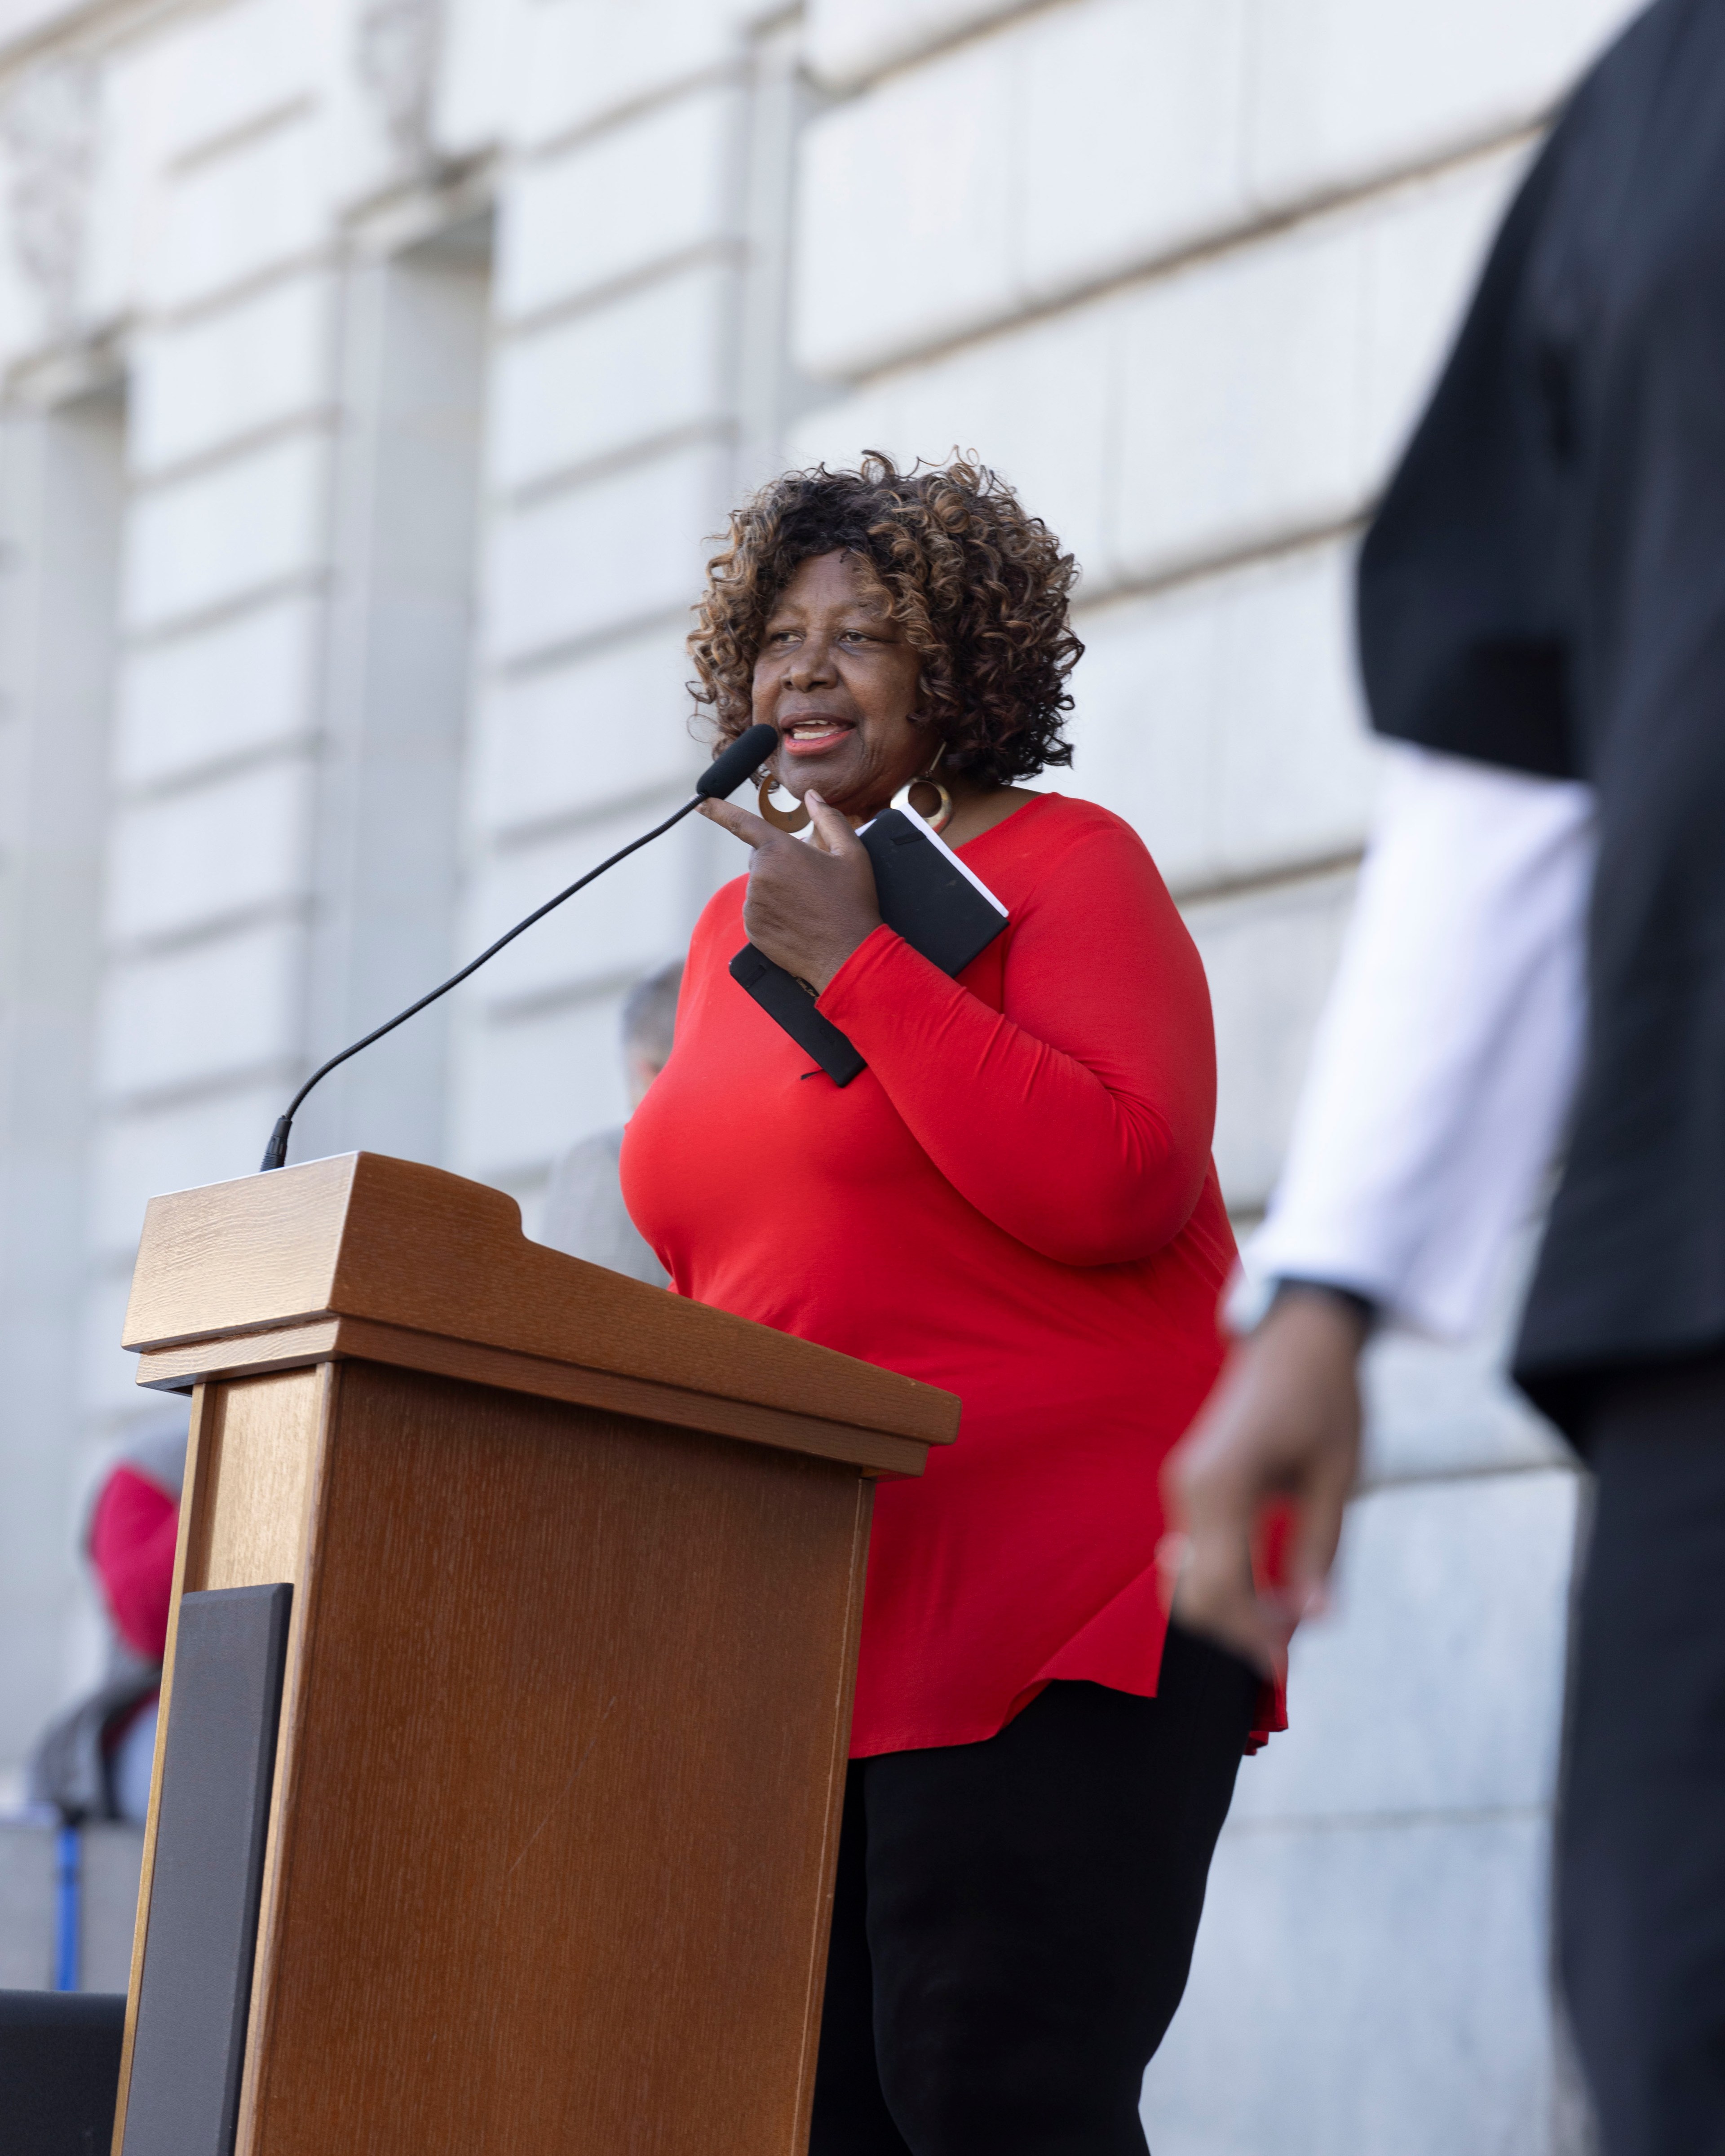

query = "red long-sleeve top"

[623,793,1269,1756]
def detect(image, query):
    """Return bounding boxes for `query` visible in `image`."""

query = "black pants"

[1560,1354,1725,2156]
[809,1625,1256,2156]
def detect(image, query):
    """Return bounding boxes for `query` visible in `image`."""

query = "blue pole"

[54,1822,80,1992]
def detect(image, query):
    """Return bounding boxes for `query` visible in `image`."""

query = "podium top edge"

[122,1153,959,1449]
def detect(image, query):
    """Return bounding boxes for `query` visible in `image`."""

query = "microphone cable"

[259,722,778,1171]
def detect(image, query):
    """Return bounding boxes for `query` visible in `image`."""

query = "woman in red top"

[623,456,1266,2156]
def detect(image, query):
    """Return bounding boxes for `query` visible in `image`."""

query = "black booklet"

[729,808,1008,1086]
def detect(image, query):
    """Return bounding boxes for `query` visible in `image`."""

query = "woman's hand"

[700,790,883,992]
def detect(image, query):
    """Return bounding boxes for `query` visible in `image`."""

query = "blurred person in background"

[29,1421,185,1827]
[1167,6,1725,2152]
[628,455,1273,2156]
[540,958,681,1285]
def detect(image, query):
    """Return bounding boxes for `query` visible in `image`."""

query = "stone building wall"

[0,0,1641,2143]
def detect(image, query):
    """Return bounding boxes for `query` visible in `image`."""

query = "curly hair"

[688,453,1083,787]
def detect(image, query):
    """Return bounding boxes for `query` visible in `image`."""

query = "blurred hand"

[700,789,882,992]
[1160,1288,1369,1678]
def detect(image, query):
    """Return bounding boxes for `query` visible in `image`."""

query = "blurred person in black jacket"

[1167,6,1725,2152]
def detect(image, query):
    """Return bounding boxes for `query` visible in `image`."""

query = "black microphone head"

[696,723,779,799]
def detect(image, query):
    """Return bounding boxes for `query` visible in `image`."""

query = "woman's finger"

[699,795,776,849]
[805,792,864,858]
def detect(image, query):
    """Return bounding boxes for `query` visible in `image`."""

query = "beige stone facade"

[0,0,1638,2140]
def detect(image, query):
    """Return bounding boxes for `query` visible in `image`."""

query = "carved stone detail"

[0,54,99,339]
[355,0,443,173]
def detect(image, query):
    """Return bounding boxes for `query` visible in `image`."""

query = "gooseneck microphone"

[259,722,778,1172]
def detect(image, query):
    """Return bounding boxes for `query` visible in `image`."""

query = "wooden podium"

[108,1153,958,2156]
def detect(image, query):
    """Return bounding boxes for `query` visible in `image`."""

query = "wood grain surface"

[191,1369,324,1591]
[135,1315,933,1479]
[112,1157,936,2155]
[113,1368,332,2156]
[110,1383,212,2156]
[122,1154,958,1451]
[234,1360,869,2156]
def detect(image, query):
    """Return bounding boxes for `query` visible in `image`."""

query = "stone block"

[83,45,161,333]
[150,112,326,314]
[496,84,738,323]
[483,441,726,663]
[1365,1223,1574,1484]
[792,35,1018,378]
[130,274,334,478]
[1358,144,1526,483]
[103,757,314,947]
[1062,581,1216,893]
[449,992,634,1181]
[436,0,531,160]
[0,3,94,58]
[514,1171,553,1246]
[1065,538,1376,893]
[490,262,729,491]
[1019,0,1251,304]
[314,18,439,218]
[88,1084,287,1260]
[114,597,320,786]
[1184,867,1354,1211]
[457,802,706,1010]
[0,200,41,365]
[94,919,303,1101]
[801,0,1526,385]
[1142,1810,1560,2156]
[1115,214,1365,582]
[513,0,756,148]
[78,1267,147,1415]
[123,434,328,633]
[786,305,1117,588]
[473,628,705,834]
[1114,152,1520,583]
[131,0,327,169]
[1232,1470,1577,1825]
[1208,546,1374,868]
[1247,0,1643,213]
[804,0,1024,88]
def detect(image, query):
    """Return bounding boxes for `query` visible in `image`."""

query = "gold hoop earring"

[757,773,811,833]
[890,752,953,835]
